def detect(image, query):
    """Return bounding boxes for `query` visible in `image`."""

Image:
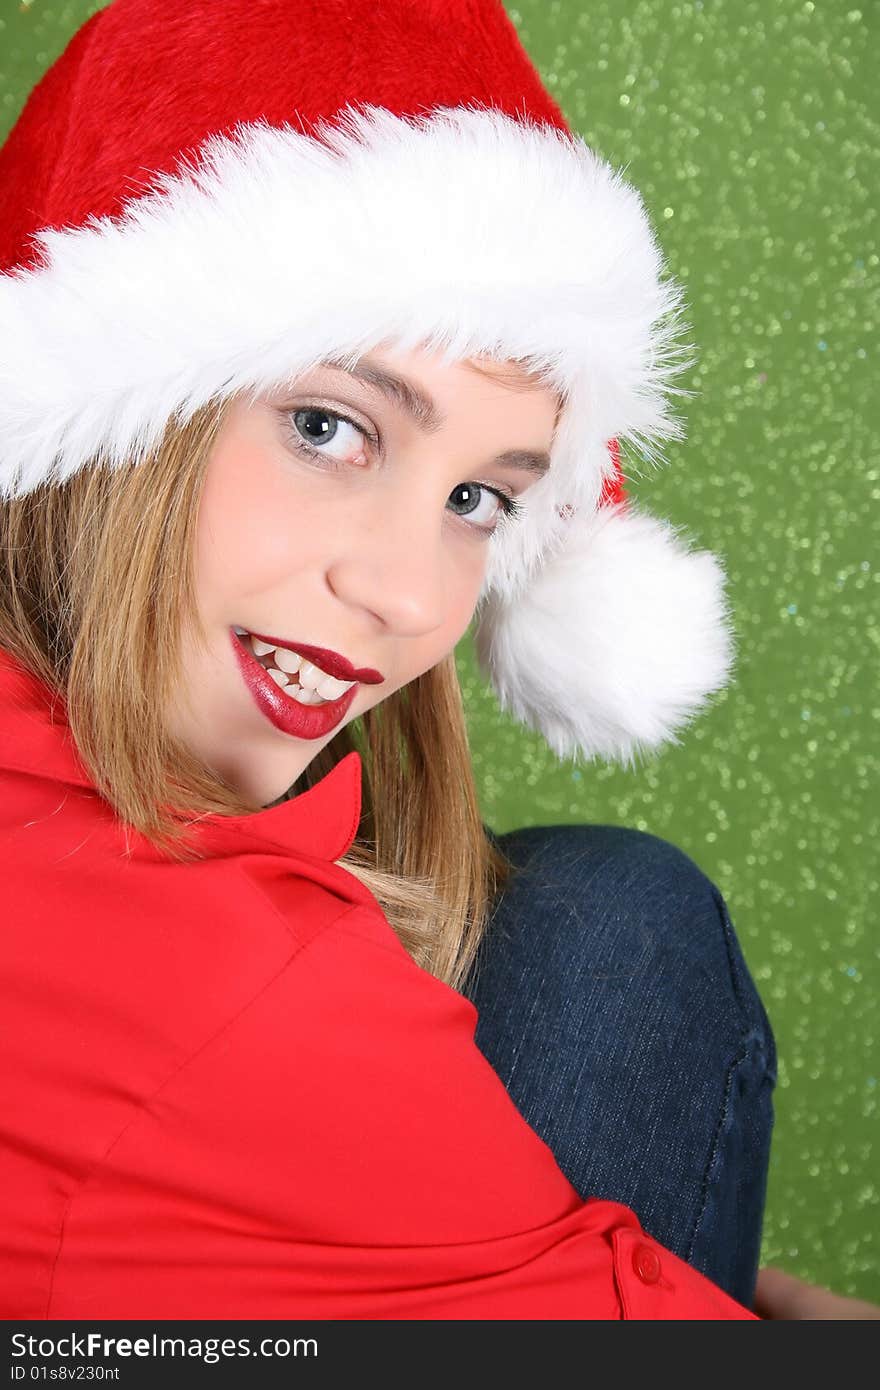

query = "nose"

[323,480,453,637]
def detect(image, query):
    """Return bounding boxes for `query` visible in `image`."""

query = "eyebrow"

[320,355,552,479]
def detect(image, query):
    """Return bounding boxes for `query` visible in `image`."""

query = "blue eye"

[285,406,523,537]
[447,481,522,533]
[291,407,372,463]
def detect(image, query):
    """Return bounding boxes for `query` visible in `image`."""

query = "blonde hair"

[0,357,557,990]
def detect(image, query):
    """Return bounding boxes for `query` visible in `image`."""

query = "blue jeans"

[461,823,777,1310]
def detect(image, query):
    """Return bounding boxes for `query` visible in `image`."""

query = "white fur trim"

[472,503,736,765]
[0,103,692,606]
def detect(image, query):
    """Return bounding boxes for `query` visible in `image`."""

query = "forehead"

[462,356,564,427]
[462,355,551,387]
[319,345,562,431]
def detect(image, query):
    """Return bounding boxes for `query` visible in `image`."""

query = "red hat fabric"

[0,0,733,765]
[1,0,573,276]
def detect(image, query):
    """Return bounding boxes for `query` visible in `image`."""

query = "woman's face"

[166,343,559,808]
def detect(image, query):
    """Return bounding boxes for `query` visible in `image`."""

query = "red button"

[633,1244,662,1285]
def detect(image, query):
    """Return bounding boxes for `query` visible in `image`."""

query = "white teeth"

[316,674,351,700]
[244,631,357,698]
[273,647,303,675]
[297,660,324,692]
[264,666,325,704]
[233,625,248,636]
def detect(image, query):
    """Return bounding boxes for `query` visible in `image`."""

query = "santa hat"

[0,0,734,768]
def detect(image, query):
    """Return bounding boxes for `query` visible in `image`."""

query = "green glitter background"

[1,0,876,1300]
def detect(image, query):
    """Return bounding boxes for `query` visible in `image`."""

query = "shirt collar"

[0,646,363,862]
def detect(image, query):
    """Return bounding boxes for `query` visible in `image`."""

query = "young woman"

[0,0,775,1319]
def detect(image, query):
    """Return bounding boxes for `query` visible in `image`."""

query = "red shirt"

[0,647,755,1319]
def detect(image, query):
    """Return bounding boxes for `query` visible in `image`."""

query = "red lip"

[231,629,360,741]
[245,631,384,685]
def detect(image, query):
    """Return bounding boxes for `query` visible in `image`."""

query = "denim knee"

[470,821,777,1305]
[480,820,776,1077]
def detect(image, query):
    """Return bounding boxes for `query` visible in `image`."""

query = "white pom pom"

[473,502,736,767]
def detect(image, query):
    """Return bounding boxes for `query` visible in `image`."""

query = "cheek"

[400,580,484,688]
[454,542,491,626]
[451,575,482,637]
[195,440,322,596]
